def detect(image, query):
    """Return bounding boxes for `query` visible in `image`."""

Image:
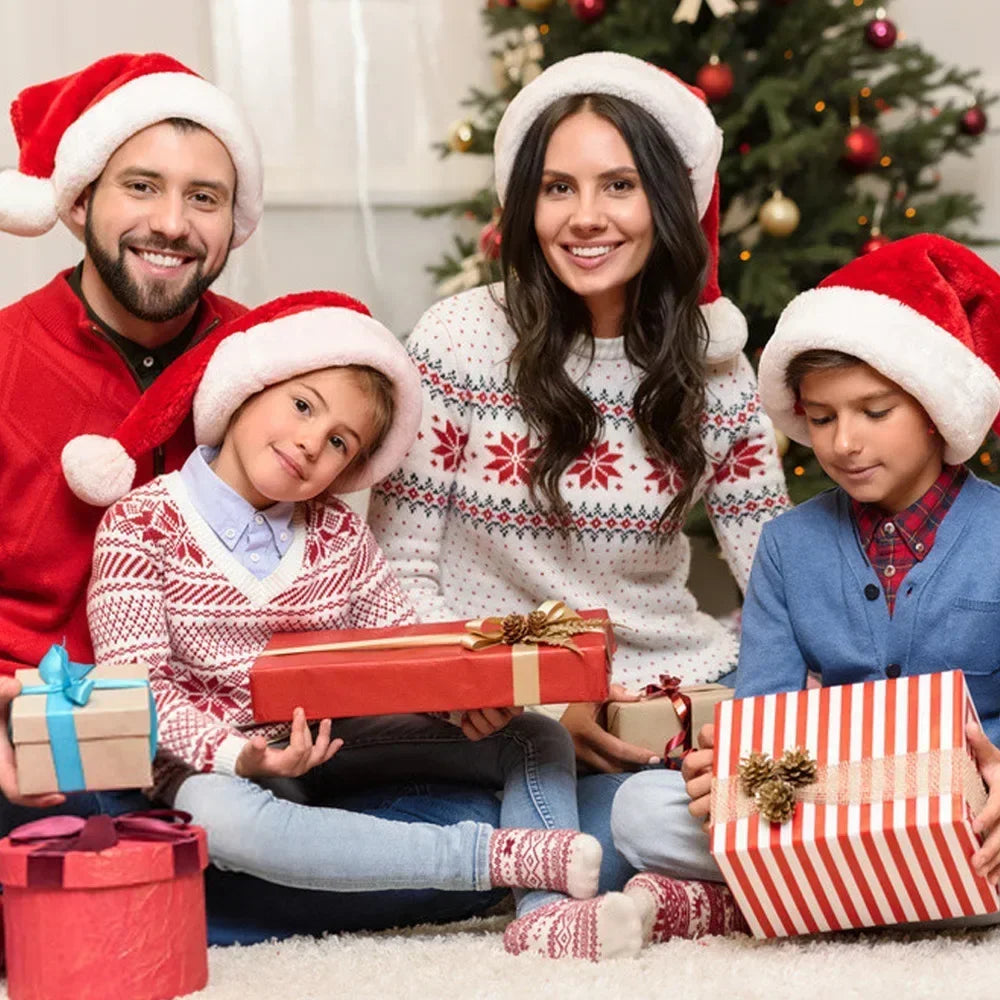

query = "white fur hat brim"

[759,285,1000,465]
[494,51,722,219]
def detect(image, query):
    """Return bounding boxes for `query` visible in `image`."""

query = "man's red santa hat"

[0,52,262,244]
[758,234,1000,464]
[492,50,745,364]
[61,291,423,506]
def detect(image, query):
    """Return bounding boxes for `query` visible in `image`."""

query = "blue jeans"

[174,712,578,915]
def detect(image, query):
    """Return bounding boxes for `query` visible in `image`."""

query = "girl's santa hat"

[758,233,1000,465]
[61,291,422,506]
[0,52,262,244]
[492,51,745,364]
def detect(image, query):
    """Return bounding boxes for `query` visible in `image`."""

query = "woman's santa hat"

[0,51,262,244]
[61,291,422,506]
[758,234,1000,465]
[492,51,745,364]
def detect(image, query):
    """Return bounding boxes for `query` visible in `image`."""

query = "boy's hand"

[560,684,662,773]
[968,722,1000,883]
[0,675,66,808]
[235,708,343,780]
[681,722,716,833]
[459,706,523,741]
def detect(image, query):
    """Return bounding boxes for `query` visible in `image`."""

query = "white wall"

[1,0,997,331]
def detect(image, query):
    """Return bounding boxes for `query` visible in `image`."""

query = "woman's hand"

[681,722,716,834]
[235,707,343,780]
[0,675,66,807]
[459,706,524,741]
[968,722,1000,883]
[560,684,661,773]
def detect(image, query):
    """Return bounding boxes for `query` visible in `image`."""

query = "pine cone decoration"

[776,747,817,788]
[501,613,529,643]
[739,751,776,796]
[755,778,797,824]
[525,609,549,636]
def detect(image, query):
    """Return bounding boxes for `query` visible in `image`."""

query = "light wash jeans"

[174,712,578,915]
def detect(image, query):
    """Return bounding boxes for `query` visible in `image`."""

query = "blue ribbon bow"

[18,645,158,792]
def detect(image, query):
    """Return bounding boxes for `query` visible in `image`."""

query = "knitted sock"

[488,829,601,899]
[503,893,643,961]
[623,872,749,944]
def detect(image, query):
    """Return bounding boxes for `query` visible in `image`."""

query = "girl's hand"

[681,722,716,833]
[968,722,1000,883]
[0,676,66,807]
[460,706,523,741]
[235,708,343,780]
[560,684,661,773]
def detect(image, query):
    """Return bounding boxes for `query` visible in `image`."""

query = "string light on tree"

[570,0,606,22]
[447,120,475,153]
[960,106,989,136]
[865,8,898,49]
[696,56,735,104]
[517,0,555,11]
[758,190,801,237]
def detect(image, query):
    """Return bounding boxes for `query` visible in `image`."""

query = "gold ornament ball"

[447,120,475,154]
[758,191,800,238]
[518,0,555,10]
[774,429,790,458]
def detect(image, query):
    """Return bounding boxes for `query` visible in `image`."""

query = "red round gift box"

[0,824,209,1000]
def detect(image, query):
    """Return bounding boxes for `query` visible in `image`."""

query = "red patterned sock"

[623,872,749,944]
[503,893,643,961]
[488,829,601,899]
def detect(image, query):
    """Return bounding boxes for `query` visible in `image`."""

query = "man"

[0,52,502,941]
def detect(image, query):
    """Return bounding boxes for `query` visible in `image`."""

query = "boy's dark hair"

[342,364,395,462]
[785,349,866,397]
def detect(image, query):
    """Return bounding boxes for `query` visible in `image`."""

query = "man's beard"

[84,203,230,323]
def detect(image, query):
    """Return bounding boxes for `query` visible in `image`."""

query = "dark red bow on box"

[642,674,693,767]
[9,810,202,888]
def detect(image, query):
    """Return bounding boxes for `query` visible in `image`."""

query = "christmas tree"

[419,0,997,502]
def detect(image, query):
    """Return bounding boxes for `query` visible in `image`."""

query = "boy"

[611,234,1000,937]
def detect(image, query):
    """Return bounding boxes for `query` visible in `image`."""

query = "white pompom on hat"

[61,291,423,506]
[758,234,1000,465]
[0,52,262,245]
[492,51,745,364]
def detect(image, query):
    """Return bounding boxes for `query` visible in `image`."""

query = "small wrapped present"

[606,677,733,761]
[250,601,613,722]
[0,811,208,1000]
[11,645,156,796]
[710,671,999,938]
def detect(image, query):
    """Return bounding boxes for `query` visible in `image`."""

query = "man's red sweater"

[0,269,247,675]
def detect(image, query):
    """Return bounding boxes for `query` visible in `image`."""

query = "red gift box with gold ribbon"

[0,811,209,1000]
[250,602,613,722]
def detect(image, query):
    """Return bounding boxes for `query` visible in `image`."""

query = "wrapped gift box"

[710,671,999,938]
[12,646,155,796]
[607,683,733,760]
[0,812,208,1000]
[250,605,613,722]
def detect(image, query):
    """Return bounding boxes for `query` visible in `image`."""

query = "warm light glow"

[880,156,892,167]
[794,466,805,476]
[853,0,864,6]
[740,250,752,261]
[905,207,917,218]
[858,215,869,226]
[784,49,794,60]
[814,101,826,112]
[539,23,549,34]
[860,87,872,98]
[981,452,993,465]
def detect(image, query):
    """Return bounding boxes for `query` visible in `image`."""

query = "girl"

[368,52,788,936]
[64,291,644,961]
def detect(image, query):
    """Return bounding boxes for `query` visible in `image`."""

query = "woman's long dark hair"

[499,93,711,535]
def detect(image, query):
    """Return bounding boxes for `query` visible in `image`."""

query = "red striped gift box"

[710,671,1000,938]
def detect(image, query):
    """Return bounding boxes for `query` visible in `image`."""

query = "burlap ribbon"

[712,747,988,826]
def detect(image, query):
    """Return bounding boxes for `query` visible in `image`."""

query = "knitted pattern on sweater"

[369,285,790,688]
[88,473,415,796]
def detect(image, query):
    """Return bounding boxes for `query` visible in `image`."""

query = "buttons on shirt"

[142,356,156,369]
[886,663,902,679]
[224,528,236,540]
[883,565,896,578]
[883,522,896,536]
[250,553,260,563]
[864,584,880,601]
[279,532,288,542]
[914,542,924,552]
[254,514,264,525]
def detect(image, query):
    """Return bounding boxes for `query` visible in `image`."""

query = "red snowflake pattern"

[484,432,538,485]
[431,420,469,472]
[714,438,767,483]
[644,456,680,495]
[568,441,623,489]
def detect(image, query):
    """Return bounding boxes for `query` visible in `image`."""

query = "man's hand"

[681,722,715,833]
[236,708,343,780]
[459,706,523,741]
[0,675,66,808]
[560,684,661,773]
[968,722,1000,883]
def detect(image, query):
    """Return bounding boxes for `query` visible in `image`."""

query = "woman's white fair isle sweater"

[369,285,790,690]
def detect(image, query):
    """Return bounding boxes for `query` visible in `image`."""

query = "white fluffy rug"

[77,915,994,1000]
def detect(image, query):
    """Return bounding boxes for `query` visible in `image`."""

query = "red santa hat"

[61,291,422,506]
[0,52,262,245]
[758,234,1000,465]
[492,51,745,364]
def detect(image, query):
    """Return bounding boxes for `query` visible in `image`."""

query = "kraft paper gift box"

[11,645,155,796]
[0,812,208,1000]
[710,671,1000,938]
[250,603,613,722]
[607,682,733,760]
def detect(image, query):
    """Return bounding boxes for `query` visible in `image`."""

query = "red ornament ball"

[570,0,605,22]
[842,124,881,171]
[695,61,735,104]
[478,220,502,261]
[860,233,892,255]
[960,106,988,136]
[865,17,897,49]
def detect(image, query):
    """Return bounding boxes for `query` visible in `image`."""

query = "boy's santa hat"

[492,51,745,364]
[61,291,422,506]
[0,52,262,245]
[758,234,1000,465]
